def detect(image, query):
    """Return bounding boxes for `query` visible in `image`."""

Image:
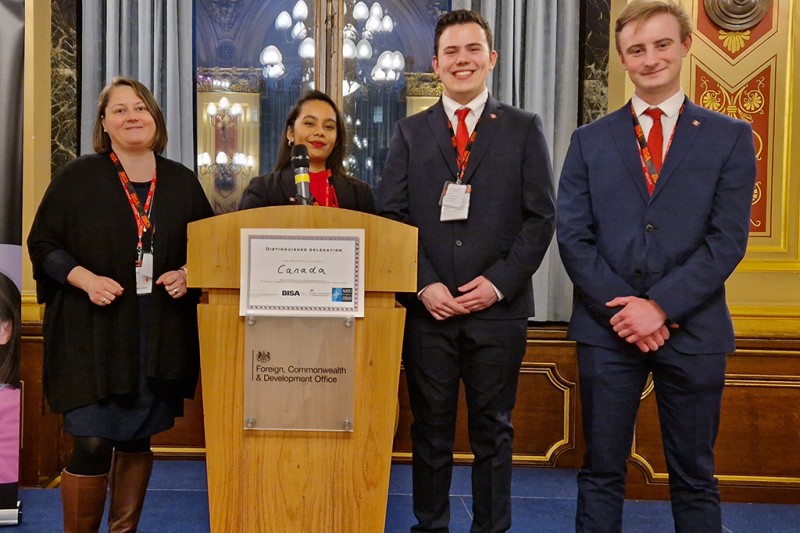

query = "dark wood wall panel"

[19,325,70,487]
[626,337,800,503]
[391,328,583,468]
[19,324,800,505]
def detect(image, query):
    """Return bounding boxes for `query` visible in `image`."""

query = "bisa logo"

[282,290,300,296]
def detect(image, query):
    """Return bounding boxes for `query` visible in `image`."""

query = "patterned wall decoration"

[696,1,776,61]
[580,0,612,124]
[694,1,781,237]
[51,0,79,174]
[694,60,772,234]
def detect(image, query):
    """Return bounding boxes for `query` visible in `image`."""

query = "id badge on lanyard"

[440,181,471,221]
[110,152,157,295]
[440,116,479,221]
[136,251,154,294]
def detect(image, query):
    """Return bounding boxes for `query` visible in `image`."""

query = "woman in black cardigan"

[239,90,375,213]
[28,77,213,532]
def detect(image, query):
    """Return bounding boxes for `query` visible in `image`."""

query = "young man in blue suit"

[379,9,556,533]
[557,1,756,532]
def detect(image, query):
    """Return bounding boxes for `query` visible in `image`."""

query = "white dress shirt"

[441,89,489,137]
[631,89,685,161]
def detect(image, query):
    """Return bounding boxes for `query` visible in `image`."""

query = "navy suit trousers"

[403,313,527,533]
[575,342,726,533]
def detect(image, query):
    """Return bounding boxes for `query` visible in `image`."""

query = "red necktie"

[644,107,664,173]
[455,107,471,158]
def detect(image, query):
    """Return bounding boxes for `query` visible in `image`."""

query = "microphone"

[290,144,312,206]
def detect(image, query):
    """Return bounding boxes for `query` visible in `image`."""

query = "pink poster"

[0,270,20,523]
[0,388,20,484]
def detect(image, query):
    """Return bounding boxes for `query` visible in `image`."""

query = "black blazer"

[379,97,556,320]
[239,165,375,214]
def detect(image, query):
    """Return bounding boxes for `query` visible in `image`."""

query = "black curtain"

[0,0,24,246]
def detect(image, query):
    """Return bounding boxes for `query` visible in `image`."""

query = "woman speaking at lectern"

[239,90,375,213]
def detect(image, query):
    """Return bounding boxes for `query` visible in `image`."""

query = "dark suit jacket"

[557,99,756,354]
[379,97,556,319]
[238,165,375,214]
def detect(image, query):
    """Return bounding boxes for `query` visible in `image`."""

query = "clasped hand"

[69,265,188,305]
[606,296,677,353]
[420,276,498,321]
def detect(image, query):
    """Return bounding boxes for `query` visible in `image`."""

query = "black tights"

[67,436,151,476]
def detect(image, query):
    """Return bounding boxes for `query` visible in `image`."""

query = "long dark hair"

[0,273,20,388]
[273,90,355,182]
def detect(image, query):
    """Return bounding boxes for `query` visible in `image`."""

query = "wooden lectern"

[187,206,417,533]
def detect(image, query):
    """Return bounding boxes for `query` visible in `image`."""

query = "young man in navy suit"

[379,9,555,533]
[557,1,756,532]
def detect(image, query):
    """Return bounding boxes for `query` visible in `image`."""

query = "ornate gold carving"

[404,72,443,97]
[704,0,770,31]
[718,29,751,53]
[196,67,262,93]
[751,182,763,227]
[698,75,765,220]
[699,75,766,122]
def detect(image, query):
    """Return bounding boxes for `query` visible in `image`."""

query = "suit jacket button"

[634,269,643,277]
[455,240,463,247]
[645,224,656,232]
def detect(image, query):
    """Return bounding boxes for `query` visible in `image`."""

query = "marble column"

[51,0,78,174]
[579,0,611,125]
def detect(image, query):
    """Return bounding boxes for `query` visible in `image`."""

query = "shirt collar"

[632,89,685,119]
[441,88,489,121]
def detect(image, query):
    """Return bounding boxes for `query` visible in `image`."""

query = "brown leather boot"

[60,469,108,533]
[107,451,154,532]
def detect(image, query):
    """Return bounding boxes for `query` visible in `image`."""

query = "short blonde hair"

[92,77,168,154]
[615,0,693,54]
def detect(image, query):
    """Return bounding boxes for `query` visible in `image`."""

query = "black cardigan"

[28,153,214,413]
[238,165,376,214]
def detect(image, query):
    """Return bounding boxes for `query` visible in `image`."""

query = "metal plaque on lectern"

[242,315,355,432]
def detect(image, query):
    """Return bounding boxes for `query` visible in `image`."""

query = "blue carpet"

[11,461,800,532]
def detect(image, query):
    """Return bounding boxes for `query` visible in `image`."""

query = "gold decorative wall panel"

[696,0,800,336]
[692,59,773,234]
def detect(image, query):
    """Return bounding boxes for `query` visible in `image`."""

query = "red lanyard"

[109,152,156,258]
[630,104,683,192]
[447,117,480,184]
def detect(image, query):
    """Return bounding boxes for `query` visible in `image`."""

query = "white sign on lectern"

[240,228,364,318]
